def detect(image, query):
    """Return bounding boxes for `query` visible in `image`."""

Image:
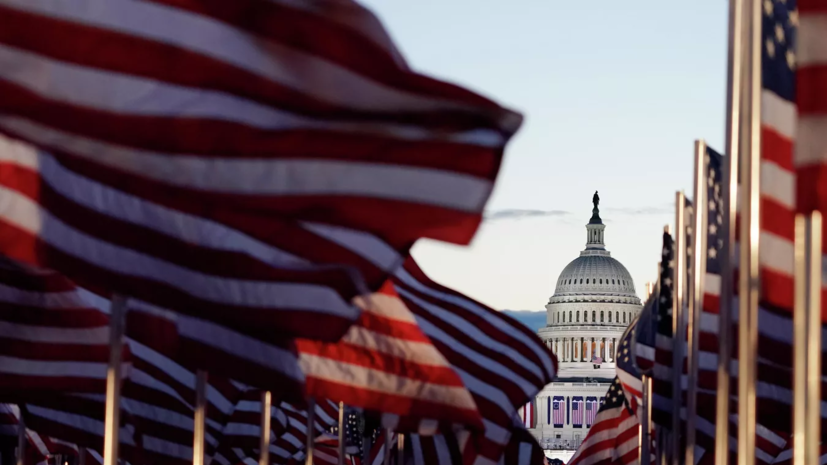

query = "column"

[606,338,612,362]
[587,337,592,361]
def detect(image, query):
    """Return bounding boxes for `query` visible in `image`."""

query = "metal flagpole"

[193,370,208,465]
[716,2,746,465]
[103,295,127,465]
[337,402,345,465]
[805,213,822,465]
[382,428,392,465]
[397,433,404,465]
[736,0,762,462]
[259,391,272,465]
[672,192,686,465]
[640,374,652,465]
[686,140,708,465]
[16,409,24,465]
[793,212,823,465]
[305,399,316,465]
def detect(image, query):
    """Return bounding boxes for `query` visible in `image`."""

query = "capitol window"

[569,311,572,322]
[608,312,612,323]
[576,312,579,322]
[592,310,596,322]
[600,311,604,322]
[616,311,619,322]
[623,313,626,323]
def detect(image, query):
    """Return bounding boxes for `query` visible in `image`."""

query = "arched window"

[599,279,603,284]
[600,311,604,322]
[576,312,580,322]
[580,279,583,284]
[612,279,615,284]
[569,311,572,322]
[592,311,596,322]
[608,312,612,323]
[623,312,626,323]
[616,311,619,322]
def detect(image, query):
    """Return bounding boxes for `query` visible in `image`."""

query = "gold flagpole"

[672,191,686,465]
[103,295,127,465]
[338,402,345,465]
[794,212,823,465]
[737,0,762,462]
[640,375,652,465]
[686,140,708,465]
[193,370,208,465]
[805,213,822,465]
[305,399,316,465]
[716,2,746,465]
[259,391,272,465]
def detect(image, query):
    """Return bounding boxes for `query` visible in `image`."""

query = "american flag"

[567,378,640,465]
[552,397,565,428]
[520,400,535,429]
[793,0,827,215]
[0,0,522,394]
[617,316,643,411]
[572,397,583,428]
[585,398,599,427]
[651,229,676,430]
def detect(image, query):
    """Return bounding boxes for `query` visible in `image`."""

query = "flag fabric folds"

[567,378,640,465]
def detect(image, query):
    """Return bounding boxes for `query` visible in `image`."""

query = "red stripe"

[761,126,794,171]
[799,0,827,13]
[797,65,827,115]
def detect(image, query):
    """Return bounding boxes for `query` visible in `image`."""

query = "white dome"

[553,253,638,299]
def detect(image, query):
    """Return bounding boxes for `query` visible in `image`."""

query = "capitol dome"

[529,193,644,456]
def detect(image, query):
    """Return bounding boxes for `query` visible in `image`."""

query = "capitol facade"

[529,195,642,463]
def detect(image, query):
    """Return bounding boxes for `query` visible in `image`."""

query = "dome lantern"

[585,191,606,251]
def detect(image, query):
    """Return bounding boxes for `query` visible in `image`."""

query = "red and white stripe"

[268,401,339,465]
[296,280,482,430]
[793,0,827,218]
[388,257,557,464]
[0,0,520,247]
[567,402,639,464]
[0,259,129,394]
[18,337,244,465]
[519,403,534,429]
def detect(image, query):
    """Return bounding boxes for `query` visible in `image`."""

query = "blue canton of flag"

[705,147,724,276]
[762,0,797,101]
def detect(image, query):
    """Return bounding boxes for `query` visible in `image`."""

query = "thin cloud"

[604,203,673,216]
[484,209,572,221]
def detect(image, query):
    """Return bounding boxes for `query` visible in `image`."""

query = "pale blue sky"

[360,0,729,310]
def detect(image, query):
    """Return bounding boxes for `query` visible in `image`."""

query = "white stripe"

[760,160,795,209]
[0,116,493,212]
[705,272,721,297]
[337,326,453,367]
[761,90,797,140]
[0,0,505,118]
[0,355,110,378]
[0,147,354,315]
[160,305,305,383]
[396,285,540,397]
[353,292,418,324]
[798,14,827,66]
[793,115,827,167]
[0,280,102,311]
[301,222,402,274]
[0,321,108,344]
[394,268,555,377]
[760,231,794,277]
[298,353,477,409]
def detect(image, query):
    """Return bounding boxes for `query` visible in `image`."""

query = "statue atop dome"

[589,191,602,225]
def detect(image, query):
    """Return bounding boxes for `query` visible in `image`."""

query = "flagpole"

[805,213,822,465]
[103,295,127,465]
[716,2,745,465]
[193,370,208,465]
[397,433,404,465]
[259,391,272,465]
[305,399,316,465]
[736,0,762,461]
[337,402,345,465]
[686,140,708,465]
[672,191,686,465]
[16,409,24,465]
[640,374,652,465]
[793,212,823,465]
[382,429,392,465]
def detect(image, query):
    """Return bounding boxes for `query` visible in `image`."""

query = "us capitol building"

[527,194,642,463]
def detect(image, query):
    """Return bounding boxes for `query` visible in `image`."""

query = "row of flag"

[568,0,827,463]
[0,1,558,465]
